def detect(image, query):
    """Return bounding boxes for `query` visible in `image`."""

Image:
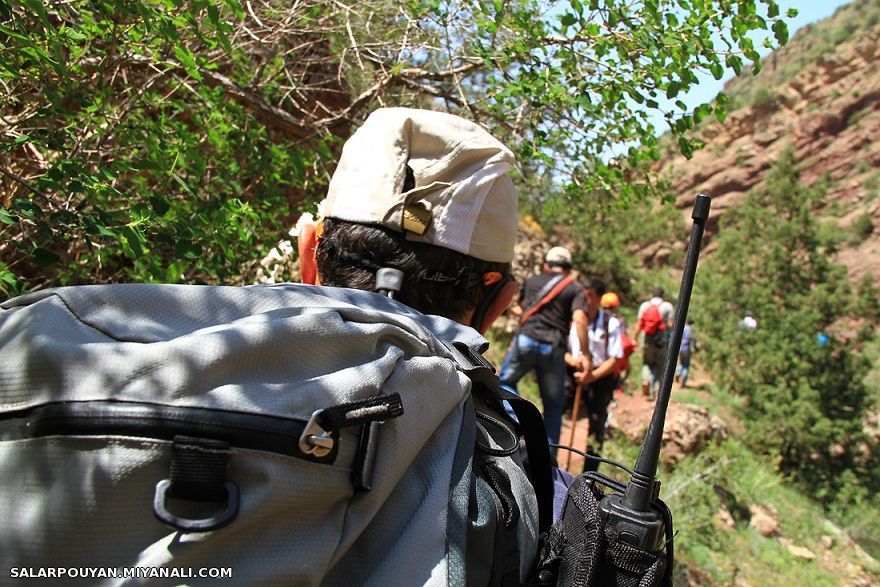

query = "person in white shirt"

[569,278,625,449]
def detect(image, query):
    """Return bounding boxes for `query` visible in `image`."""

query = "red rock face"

[655,27,880,286]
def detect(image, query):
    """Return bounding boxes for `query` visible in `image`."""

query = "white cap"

[322,108,518,263]
[545,246,573,266]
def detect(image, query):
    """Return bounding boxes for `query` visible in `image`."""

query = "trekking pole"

[598,194,711,553]
[564,379,585,472]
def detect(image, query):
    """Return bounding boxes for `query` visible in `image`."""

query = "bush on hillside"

[694,145,879,507]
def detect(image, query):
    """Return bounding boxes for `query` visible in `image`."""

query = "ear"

[297,222,318,285]
[476,279,518,334]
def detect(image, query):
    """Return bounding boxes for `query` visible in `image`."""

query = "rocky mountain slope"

[658,0,880,285]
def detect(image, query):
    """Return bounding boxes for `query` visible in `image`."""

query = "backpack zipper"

[0,395,403,465]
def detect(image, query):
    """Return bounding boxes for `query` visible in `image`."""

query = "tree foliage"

[0,0,794,294]
[694,146,878,505]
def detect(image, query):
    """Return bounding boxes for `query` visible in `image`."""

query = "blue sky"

[679,0,853,112]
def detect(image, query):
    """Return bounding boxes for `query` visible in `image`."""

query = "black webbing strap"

[495,386,554,535]
[444,340,555,535]
[169,435,231,501]
[155,435,240,532]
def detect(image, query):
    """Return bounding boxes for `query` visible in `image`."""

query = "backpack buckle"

[299,410,334,457]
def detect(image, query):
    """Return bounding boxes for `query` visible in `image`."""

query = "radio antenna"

[622,193,711,513]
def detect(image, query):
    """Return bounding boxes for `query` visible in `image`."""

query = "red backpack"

[640,303,666,335]
[615,333,637,375]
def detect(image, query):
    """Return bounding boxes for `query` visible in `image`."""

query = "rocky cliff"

[658,1,880,284]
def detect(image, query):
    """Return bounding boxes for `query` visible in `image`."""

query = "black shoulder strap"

[443,341,554,535]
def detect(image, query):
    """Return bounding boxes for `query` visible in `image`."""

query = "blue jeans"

[499,333,567,449]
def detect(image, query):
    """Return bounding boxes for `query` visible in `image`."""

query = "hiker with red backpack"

[633,286,675,400]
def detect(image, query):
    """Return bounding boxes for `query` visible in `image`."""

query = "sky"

[678,0,854,112]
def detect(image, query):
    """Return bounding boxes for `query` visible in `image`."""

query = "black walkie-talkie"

[597,194,711,560]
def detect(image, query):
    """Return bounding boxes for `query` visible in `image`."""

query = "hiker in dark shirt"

[499,247,589,449]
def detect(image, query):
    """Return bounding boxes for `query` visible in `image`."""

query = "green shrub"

[750,85,776,108]
[849,212,874,243]
[694,146,875,506]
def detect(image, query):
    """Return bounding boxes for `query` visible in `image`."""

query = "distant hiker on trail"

[571,278,625,449]
[633,286,674,400]
[600,291,635,393]
[741,311,758,331]
[501,246,590,450]
[675,318,698,388]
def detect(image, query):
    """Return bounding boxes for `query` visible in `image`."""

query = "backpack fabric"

[0,283,553,586]
[616,333,637,375]
[639,303,666,336]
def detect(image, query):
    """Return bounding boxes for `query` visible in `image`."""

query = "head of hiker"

[543,246,573,271]
[299,108,519,333]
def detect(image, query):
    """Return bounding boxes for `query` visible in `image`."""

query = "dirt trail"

[557,365,714,474]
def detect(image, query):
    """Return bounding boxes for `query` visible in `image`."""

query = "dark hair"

[316,218,510,322]
[546,260,572,269]
[651,286,665,298]
[584,278,606,297]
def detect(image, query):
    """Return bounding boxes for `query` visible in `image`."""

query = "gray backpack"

[0,284,553,586]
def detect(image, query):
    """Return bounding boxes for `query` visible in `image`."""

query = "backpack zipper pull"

[298,394,405,459]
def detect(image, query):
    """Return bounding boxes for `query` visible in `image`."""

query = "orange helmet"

[600,292,620,309]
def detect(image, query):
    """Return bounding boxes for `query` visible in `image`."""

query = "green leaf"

[560,13,576,28]
[63,27,88,42]
[0,23,29,41]
[173,45,203,81]
[174,239,202,259]
[627,89,644,104]
[12,199,41,218]
[0,208,17,224]
[120,226,145,258]
[678,136,694,159]
[0,270,18,287]
[150,196,171,216]
[726,54,743,76]
[171,173,195,196]
[33,247,60,267]
[693,103,711,123]
[666,81,681,99]
[772,20,789,45]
